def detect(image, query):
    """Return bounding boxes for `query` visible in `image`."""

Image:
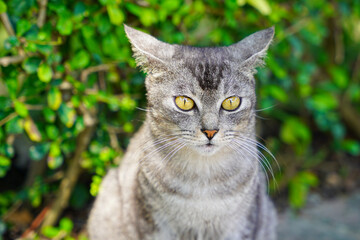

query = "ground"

[277,191,360,240]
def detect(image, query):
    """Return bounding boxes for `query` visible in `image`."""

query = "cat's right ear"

[124,25,174,74]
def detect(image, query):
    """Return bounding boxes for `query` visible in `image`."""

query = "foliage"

[0,0,360,237]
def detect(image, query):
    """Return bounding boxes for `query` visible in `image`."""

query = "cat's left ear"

[228,27,274,69]
[124,24,175,74]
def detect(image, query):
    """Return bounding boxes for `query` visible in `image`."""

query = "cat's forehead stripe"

[186,61,230,90]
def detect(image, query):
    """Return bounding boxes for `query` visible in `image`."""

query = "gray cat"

[88,25,277,240]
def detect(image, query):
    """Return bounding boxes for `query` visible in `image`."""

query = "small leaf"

[341,139,360,156]
[0,156,11,178]
[289,171,318,209]
[140,9,158,27]
[58,103,77,128]
[247,0,271,15]
[37,63,53,83]
[5,116,24,134]
[56,17,73,35]
[70,50,90,70]
[123,122,133,133]
[59,217,73,233]
[16,19,31,36]
[330,67,349,89]
[46,125,59,140]
[29,143,50,161]
[107,5,125,26]
[0,1,7,13]
[42,226,60,238]
[308,92,338,111]
[14,100,29,117]
[43,107,56,123]
[48,142,63,169]
[90,175,103,196]
[47,87,62,110]
[23,57,41,74]
[5,77,18,99]
[24,117,42,142]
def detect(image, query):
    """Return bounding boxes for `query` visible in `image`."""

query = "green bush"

[0,0,359,237]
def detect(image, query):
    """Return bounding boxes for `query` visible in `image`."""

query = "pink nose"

[201,129,218,140]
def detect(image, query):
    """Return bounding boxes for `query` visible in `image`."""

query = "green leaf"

[5,78,18,99]
[16,19,31,36]
[263,85,288,103]
[0,156,11,178]
[29,143,50,161]
[5,116,23,134]
[14,100,29,117]
[99,0,116,5]
[308,92,338,111]
[59,217,73,233]
[4,36,19,50]
[0,1,7,13]
[341,139,360,156]
[119,96,136,111]
[102,34,119,57]
[24,117,42,142]
[247,0,271,15]
[330,67,349,89]
[43,107,56,123]
[48,142,63,169]
[70,50,90,70]
[58,103,77,128]
[23,57,41,74]
[37,63,53,83]
[280,117,311,154]
[46,125,59,140]
[140,9,158,27]
[56,17,73,35]
[42,226,60,238]
[123,122,133,133]
[289,171,318,209]
[90,175,103,196]
[107,5,125,26]
[47,87,62,110]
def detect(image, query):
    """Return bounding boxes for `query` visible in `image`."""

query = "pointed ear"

[228,27,274,69]
[124,24,175,74]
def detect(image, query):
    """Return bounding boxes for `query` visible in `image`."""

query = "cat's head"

[125,25,274,156]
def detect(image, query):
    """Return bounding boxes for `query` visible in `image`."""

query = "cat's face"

[125,25,274,156]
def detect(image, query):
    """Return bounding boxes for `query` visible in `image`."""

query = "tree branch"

[41,123,96,229]
[37,0,48,28]
[80,63,115,82]
[0,55,26,66]
[0,112,18,127]
[0,13,15,36]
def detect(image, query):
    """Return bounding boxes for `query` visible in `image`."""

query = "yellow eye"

[222,96,241,111]
[175,96,195,111]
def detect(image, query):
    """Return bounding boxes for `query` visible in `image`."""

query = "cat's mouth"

[195,142,220,155]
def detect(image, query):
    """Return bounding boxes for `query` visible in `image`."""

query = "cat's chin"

[193,143,221,156]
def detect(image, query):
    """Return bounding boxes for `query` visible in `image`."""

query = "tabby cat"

[88,25,277,240]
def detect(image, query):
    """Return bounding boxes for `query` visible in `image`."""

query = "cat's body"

[88,25,277,240]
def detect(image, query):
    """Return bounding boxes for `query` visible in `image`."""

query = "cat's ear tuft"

[124,24,174,74]
[229,27,274,69]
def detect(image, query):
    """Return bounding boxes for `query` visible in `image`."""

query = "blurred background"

[0,0,359,239]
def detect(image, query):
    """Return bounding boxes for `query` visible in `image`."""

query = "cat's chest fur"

[145,187,257,240]
[136,136,260,240]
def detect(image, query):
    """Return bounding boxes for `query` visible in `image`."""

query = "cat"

[87,24,277,240]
